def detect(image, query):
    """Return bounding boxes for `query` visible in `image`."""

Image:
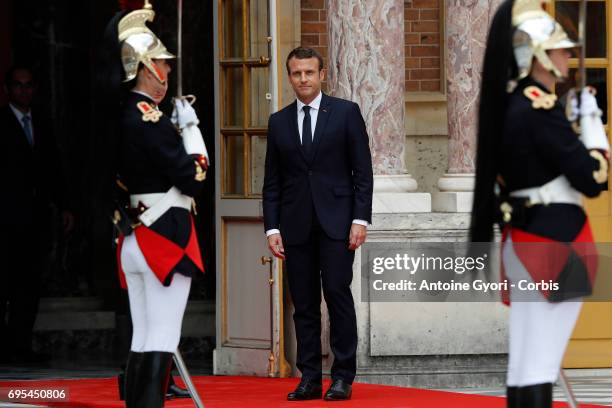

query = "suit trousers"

[0,222,43,356]
[284,211,357,383]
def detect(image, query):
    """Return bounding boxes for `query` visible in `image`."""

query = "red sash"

[500,220,598,304]
[116,216,204,289]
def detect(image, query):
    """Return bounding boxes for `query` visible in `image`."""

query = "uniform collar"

[523,77,553,94]
[130,90,156,103]
[296,91,323,113]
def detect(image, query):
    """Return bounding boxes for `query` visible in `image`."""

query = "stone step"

[38,297,104,312]
[33,311,115,331]
[32,298,215,335]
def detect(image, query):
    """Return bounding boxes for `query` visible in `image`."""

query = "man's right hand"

[267,233,285,259]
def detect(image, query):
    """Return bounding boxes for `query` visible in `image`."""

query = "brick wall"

[405,0,441,92]
[300,0,443,93]
[300,0,329,90]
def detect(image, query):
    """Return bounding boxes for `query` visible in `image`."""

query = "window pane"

[224,135,245,195]
[250,134,267,196]
[249,0,270,59]
[223,67,245,127]
[555,1,606,58]
[223,0,244,58]
[250,68,271,127]
[557,68,608,124]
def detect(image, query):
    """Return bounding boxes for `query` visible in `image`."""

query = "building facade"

[212,0,612,386]
[0,0,609,385]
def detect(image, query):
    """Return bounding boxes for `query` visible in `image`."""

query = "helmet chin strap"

[143,59,167,85]
[533,48,564,79]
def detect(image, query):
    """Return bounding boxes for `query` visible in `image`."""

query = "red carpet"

[0,376,606,407]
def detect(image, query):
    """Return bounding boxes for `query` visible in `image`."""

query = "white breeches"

[120,233,192,353]
[503,236,583,387]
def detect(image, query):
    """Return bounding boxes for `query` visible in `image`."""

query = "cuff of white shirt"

[352,219,369,227]
[266,228,281,237]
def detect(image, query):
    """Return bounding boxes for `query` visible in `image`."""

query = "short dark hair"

[285,47,324,74]
[4,64,35,87]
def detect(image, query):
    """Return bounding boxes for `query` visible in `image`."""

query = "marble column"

[432,0,503,212]
[327,0,431,212]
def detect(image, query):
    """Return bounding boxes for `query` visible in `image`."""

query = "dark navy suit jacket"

[263,93,373,246]
[0,105,66,226]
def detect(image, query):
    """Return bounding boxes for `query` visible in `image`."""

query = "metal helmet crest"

[117,0,175,84]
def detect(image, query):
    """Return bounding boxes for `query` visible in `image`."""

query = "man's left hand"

[348,223,367,251]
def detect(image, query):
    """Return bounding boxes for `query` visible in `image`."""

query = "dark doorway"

[0,0,215,371]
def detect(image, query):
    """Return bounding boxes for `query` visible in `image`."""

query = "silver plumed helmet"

[117,0,175,83]
[512,0,578,80]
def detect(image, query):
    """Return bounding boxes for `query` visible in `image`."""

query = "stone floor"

[1,366,611,406]
[444,369,612,406]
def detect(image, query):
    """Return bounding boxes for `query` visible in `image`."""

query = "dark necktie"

[22,115,33,146]
[302,106,312,155]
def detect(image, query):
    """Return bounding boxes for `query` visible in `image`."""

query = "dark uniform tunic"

[116,91,207,287]
[499,78,608,301]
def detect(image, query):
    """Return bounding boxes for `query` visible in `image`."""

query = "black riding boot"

[506,386,519,408]
[118,366,126,401]
[124,351,144,406]
[520,383,553,408]
[120,358,190,401]
[127,351,173,408]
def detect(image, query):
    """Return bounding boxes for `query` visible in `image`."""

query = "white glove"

[171,98,200,130]
[566,88,579,122]
[580,87,602,117]
[566,87,604,121]
[578,88,609,153]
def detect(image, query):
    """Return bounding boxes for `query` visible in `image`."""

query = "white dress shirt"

[265,92,368,237]
[9,103,34,144]
[297,91,322,143]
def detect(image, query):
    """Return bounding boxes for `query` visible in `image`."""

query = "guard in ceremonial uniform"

[99,2,208,407]
[471,0,609,407]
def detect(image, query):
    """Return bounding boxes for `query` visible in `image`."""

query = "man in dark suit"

[0,65,72,363]
[263,47,373,401]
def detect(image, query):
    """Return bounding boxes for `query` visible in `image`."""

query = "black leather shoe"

[166,375,191,399]
[124,352,144,406]
[287,378,323,401]
[324,379,352,401]
[118,371,126,401]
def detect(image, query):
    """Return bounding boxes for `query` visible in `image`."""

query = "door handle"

[261,254,275,376]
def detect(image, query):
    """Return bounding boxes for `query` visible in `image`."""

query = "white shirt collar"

[9,103,31,122]
[297,91,323,113]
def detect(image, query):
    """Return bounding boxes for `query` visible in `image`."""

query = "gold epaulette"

[523,85,557,110]
[136,101,163,123]
[590,150,609,184]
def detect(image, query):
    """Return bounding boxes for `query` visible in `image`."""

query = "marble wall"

[444,0,503,174]
[327,0,406,175]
